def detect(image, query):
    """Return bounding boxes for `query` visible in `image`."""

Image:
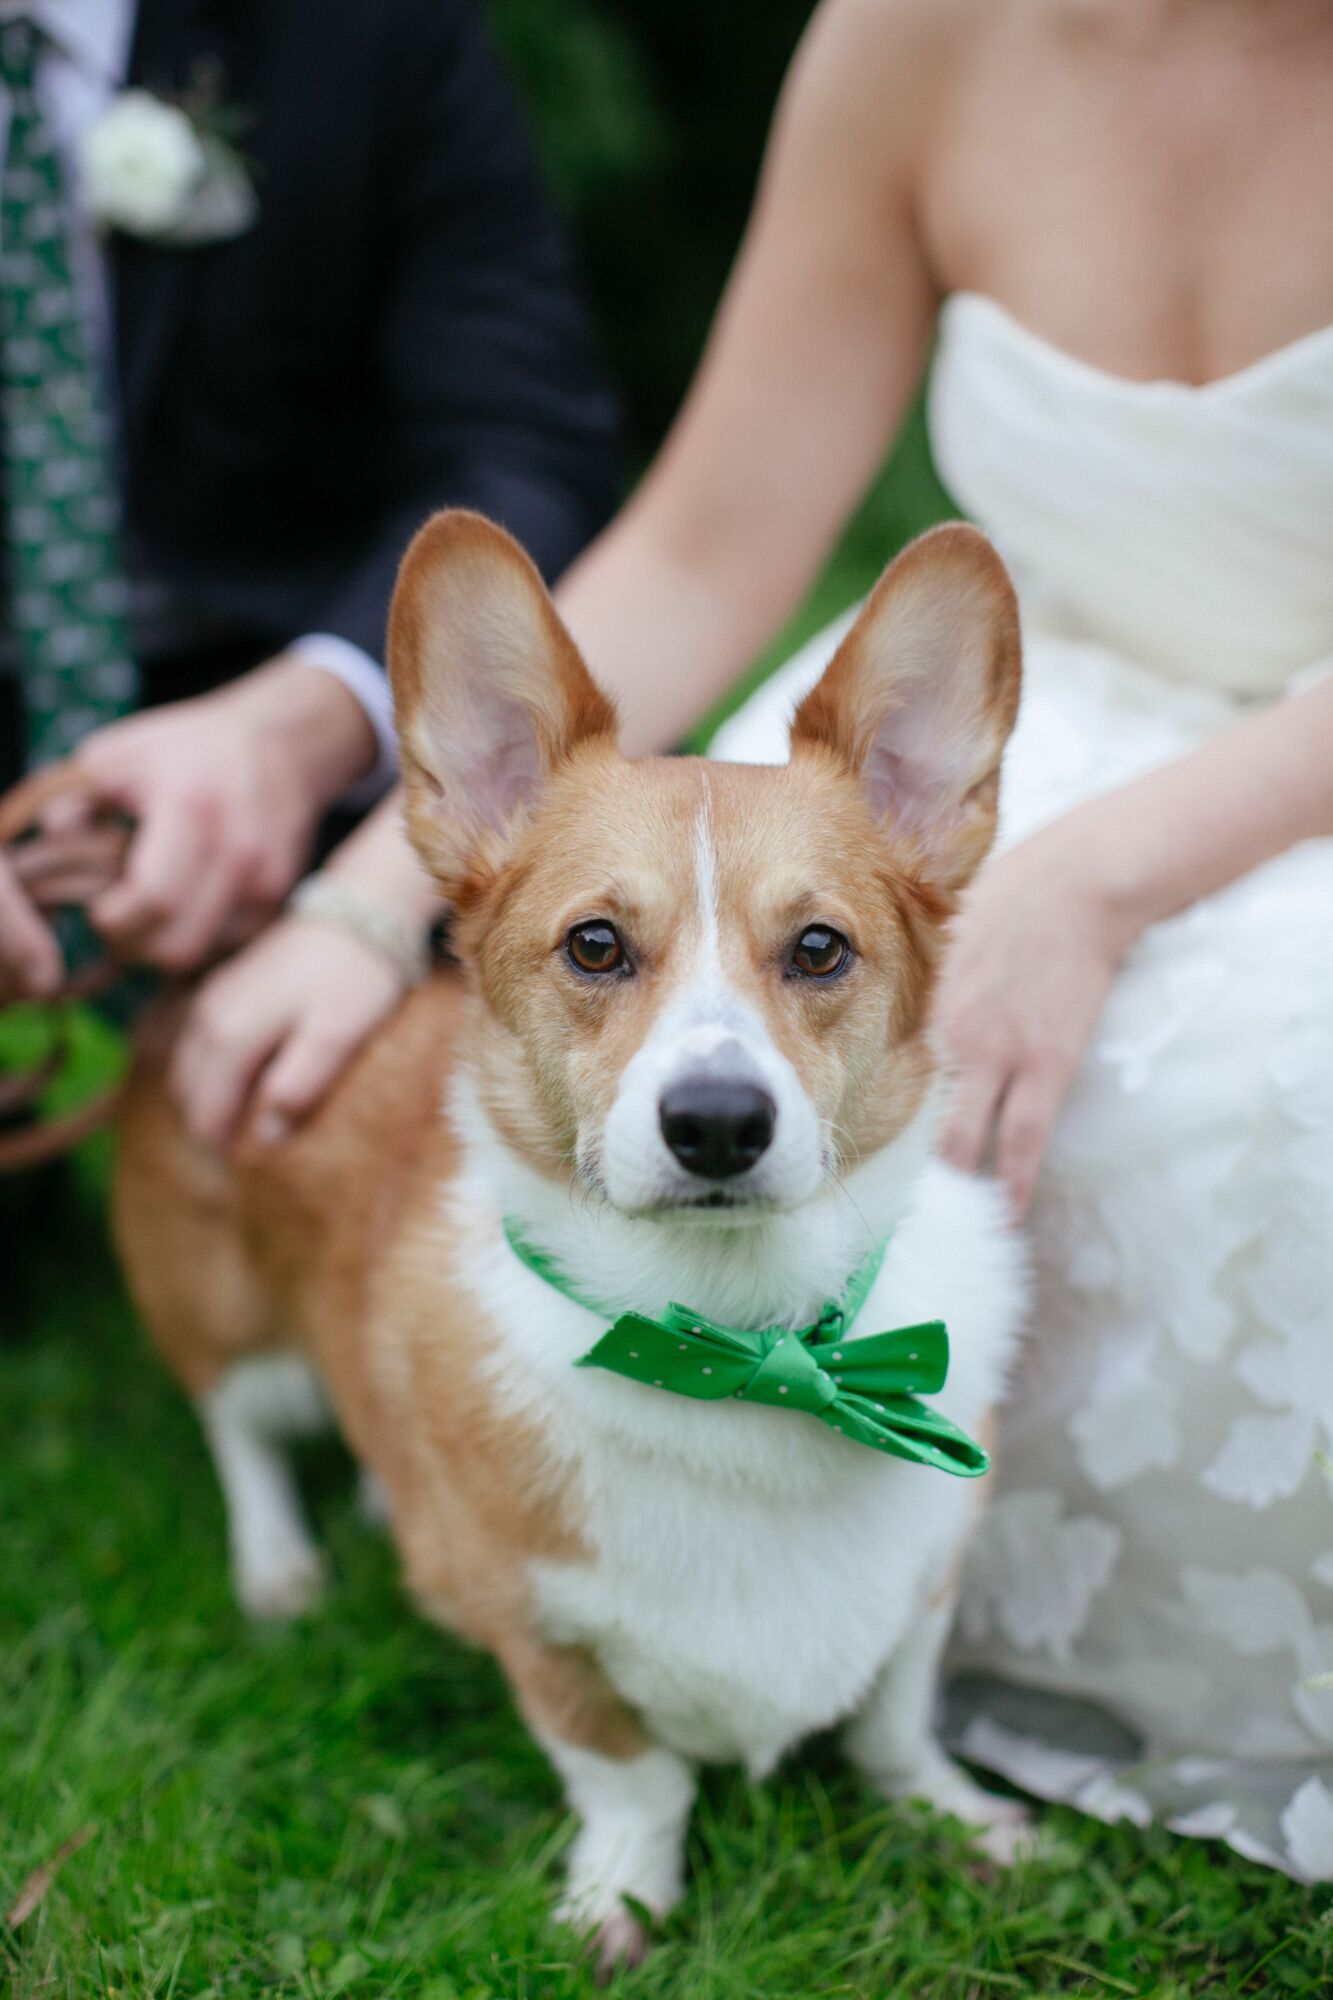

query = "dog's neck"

[449,1070,938,1333]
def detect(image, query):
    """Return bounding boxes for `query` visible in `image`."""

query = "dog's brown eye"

[791,926,850,979]
[567,921,626,975]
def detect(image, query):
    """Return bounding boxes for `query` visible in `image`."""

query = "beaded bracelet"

[287,872,431,989]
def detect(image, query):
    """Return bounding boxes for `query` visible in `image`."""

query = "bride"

[163,0,1333,1877]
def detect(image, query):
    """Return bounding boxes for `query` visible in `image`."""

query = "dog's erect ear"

[388,510,617,890]
[790,525,1021,891]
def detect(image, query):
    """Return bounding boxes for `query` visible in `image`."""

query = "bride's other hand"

[932,823,1134,1222]
[934,674,1333,1219]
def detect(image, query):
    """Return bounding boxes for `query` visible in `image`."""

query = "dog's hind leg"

[127,1217,330,1621]
[115,1069,328,1621]
[199,1354,330,1620]
[845,1593,1033,1861]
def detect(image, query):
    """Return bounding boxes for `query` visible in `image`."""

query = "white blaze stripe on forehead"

[692,790,721,968]
[682,789,754,1047]
[593,780,825,1213]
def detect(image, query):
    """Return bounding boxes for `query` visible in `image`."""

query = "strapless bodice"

[928,294,1333,695]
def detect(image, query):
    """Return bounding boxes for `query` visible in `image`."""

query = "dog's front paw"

[870,1744,1036,1864]
[928,1771,1035,1864]
[555,1896,651,1982]
[234,1539,326,1622]
[965,1796,1037,1867]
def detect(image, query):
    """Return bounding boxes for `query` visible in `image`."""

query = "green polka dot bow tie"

[502,1219,989,1478]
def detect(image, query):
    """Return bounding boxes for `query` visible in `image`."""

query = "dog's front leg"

[499,1636,695,1977]
[844,1591,1031,1862]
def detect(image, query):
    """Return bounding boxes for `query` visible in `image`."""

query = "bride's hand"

[172,916,409,1150]
[932,822,1137,1221]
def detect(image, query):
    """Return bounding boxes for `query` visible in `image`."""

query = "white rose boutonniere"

[80,76,257,247]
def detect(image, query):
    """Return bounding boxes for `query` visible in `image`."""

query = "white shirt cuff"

[286,632,399,807]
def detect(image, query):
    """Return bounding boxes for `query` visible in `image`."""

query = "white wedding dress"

[710,292,1333,1880]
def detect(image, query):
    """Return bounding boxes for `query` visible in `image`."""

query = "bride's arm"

[1072,673,1333,929]
[936,675,1333,1217]
[559,0,942,750]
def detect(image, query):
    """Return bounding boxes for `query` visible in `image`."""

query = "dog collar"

[501,1218,989,1479]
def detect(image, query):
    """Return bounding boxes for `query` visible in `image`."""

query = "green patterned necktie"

[0,14,138,766]
[503,1218,990,1478]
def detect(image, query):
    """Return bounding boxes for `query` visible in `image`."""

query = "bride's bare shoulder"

[794,0,997,130]
[811,0,994,57]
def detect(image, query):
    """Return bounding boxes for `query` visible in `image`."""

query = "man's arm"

[14,0,618,986]
[307,0,620,664]
[234,0,624,838]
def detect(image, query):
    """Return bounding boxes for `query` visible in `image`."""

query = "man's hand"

[64,658,377,974]
[0,849,63,1002]
[0,813,131,1000]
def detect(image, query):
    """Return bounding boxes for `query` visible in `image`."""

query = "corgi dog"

[115,511,1028,1973]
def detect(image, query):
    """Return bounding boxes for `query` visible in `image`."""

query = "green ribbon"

[502,1219,988,1479]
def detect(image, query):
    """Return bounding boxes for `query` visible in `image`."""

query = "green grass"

[3,434,1331,1995]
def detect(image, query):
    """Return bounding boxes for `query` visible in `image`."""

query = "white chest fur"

[448,1099,1026,1778]
[533,1421,966,1774]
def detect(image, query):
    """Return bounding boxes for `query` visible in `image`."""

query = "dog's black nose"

[659,1078,776,1181]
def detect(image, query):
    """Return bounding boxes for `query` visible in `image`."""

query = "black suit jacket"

[113,0,620,675]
